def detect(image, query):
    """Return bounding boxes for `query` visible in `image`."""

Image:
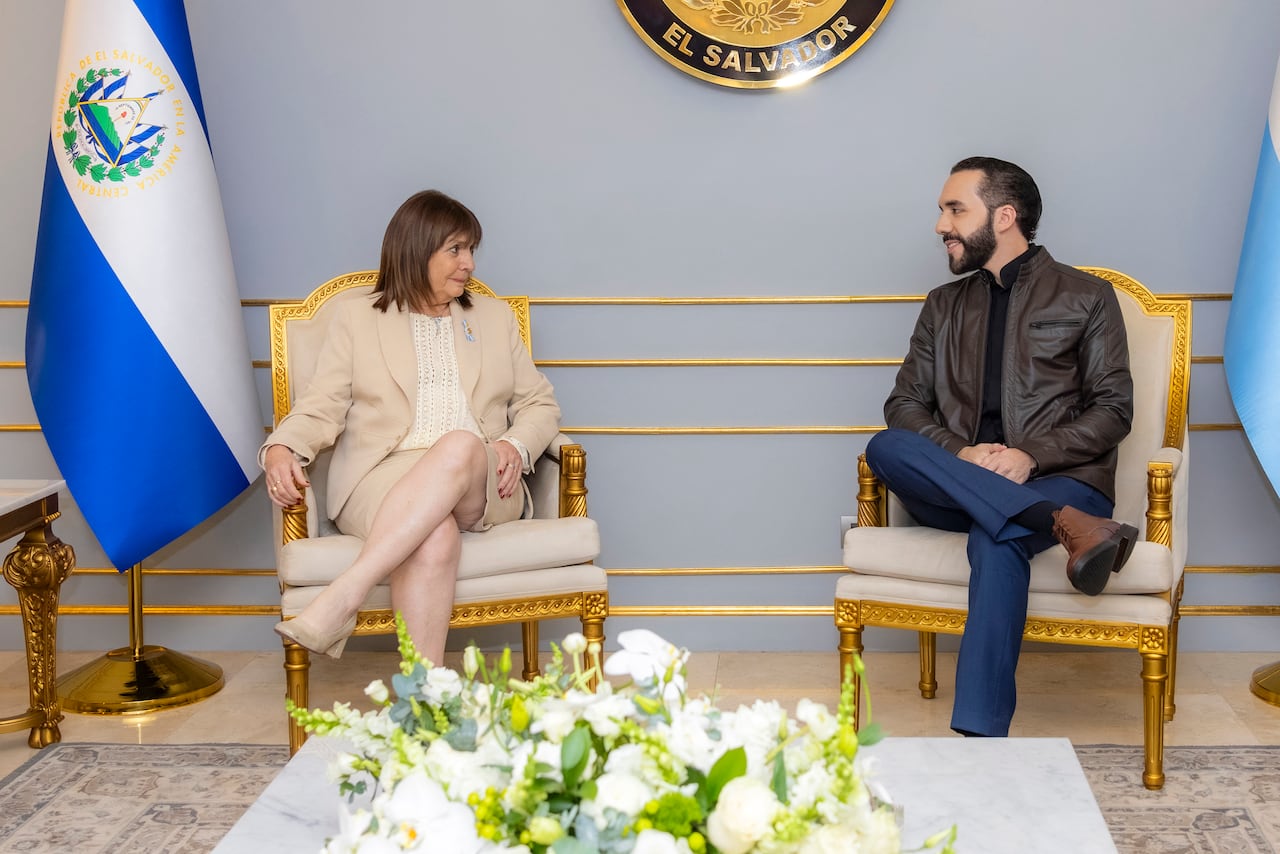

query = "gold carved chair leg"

[917,631,938,699]
[2,520,75,748]
[581,592,608,692]
[1166,577,1185,722]
[1140,647,1169,790]
[837,623,864,729]
[521,621,540,680]
[284,642,311,755]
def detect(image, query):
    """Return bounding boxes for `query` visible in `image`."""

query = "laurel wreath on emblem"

[61,67,166,184]
[681,0,825,35]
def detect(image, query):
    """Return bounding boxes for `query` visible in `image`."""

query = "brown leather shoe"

[1051,506,1140,596]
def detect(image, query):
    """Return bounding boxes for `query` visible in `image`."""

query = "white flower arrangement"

[289,623,957,854]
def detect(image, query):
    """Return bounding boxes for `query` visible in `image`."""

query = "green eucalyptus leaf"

[561,724,591,790]
[705,746,747,806]
[771,751,788,802]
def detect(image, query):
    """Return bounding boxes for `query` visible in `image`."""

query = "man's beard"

[942,213,997,274]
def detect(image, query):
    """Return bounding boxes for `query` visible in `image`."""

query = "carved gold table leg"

[1,511,75,747]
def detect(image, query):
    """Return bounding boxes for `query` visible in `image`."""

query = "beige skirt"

[335,443,525,539]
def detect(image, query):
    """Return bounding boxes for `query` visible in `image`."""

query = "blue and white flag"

[1225,57,1280,497]
[27,0,262,569]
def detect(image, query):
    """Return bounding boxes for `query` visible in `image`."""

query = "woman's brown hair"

[372,190,482,312]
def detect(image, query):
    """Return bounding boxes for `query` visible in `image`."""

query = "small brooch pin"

[461,319,475,342]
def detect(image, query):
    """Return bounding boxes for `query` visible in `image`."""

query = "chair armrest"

[281,493,309,545]
[855,453,887,528]
[528,433,589,519]
[1145,447,1185,553]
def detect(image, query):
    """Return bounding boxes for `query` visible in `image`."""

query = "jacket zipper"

[1029,319,1083,329]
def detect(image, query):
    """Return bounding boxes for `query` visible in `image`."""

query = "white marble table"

[215,736,1116,853]
[0,479,76,748]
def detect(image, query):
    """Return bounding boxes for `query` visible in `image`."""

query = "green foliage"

[704,745,747,807]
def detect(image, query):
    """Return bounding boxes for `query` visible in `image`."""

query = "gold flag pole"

[1251,662,1280,707]
[56,564,223,714]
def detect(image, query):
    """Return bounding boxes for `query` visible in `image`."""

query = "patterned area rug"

[0,743,1276,852]
[0,743,289,853]
[1076,745,1280,854]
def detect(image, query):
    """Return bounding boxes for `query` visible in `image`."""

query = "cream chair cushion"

[279,516,601,587]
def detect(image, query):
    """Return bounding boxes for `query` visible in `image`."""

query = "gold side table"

[0,480,76,748]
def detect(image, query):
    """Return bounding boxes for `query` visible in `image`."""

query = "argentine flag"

[27,0,262,569]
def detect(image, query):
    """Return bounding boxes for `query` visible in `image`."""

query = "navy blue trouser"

[863,428,1113,736]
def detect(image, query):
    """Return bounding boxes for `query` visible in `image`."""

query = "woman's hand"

[264,444,309,507]
[493,440,523,500]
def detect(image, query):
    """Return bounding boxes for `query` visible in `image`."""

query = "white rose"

[422,667,462,705]
[795,698,838,742]
[423,739,505,800]
[582,691,636,738]
[530,699,578,742]
[632,828,684,854]
[581,771,653,829]
[664,704,720,774]
[706,776,780,854]
[849,807,901,854]
[721,701,786,777]
[798,824,857,854]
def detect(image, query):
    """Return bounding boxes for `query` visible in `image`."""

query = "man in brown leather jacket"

[864,156,1136,737]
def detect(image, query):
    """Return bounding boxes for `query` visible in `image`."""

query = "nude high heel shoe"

[274,613,358,659]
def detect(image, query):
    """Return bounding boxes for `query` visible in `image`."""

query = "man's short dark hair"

[951,157,1042,242]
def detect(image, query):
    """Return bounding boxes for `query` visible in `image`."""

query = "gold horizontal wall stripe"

[3,356,1238,370]
[530,296,924,306]
[1179,605,1280,617]
[0,604,279,617]
[539,358,903,368]
[2,423,1250,434]
[19,564,1272,578]
[71,567,276,577]
[561,426,885,435]
[3,603,1274,619]
[0,293,1237,311]
[608,605,833,617]
[608,566,845,576]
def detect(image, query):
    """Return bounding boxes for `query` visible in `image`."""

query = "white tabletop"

[214,736,1115,853]
[0,479,65,517]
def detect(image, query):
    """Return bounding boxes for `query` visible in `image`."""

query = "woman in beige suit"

[262,191,560,664]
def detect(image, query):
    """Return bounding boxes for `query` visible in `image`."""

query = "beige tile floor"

[1,647,1278,780]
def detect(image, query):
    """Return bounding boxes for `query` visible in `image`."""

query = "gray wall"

[2,1,1280,653]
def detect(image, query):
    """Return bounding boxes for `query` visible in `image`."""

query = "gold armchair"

[269,272,608,753]
[836,269,1190,789]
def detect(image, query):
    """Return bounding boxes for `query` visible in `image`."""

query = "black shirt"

[974,245,1041,445]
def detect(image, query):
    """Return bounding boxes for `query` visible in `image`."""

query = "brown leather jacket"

[885,248,1133,502]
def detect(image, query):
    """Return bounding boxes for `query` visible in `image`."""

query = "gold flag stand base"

[57,645,223,715]
[56,564,224,715]
[1250,660,1280,707]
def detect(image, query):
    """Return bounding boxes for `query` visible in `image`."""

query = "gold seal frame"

[616,0,895,89]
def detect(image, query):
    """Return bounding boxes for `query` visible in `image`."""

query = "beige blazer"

[262,292,561,521]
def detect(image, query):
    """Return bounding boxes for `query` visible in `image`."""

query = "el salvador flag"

[27,0,262,569]
[1225,57,1280,498]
